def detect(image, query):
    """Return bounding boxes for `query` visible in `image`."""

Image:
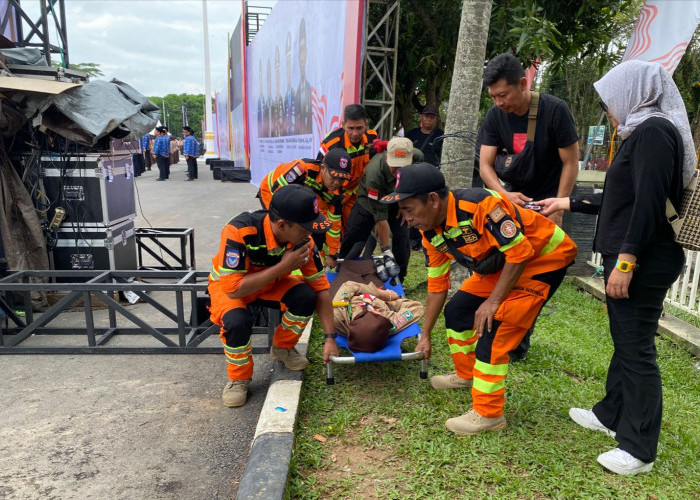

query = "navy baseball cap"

[322,148,352,180]
[380,162,445,203]
[270,184,331,233]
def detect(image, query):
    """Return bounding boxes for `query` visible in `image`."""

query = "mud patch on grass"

[305,414,407,499]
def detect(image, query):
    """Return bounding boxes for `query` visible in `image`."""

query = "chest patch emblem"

[489,205,507,223]
[461,226,478,244]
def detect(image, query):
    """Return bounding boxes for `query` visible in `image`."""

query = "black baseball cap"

[422,104,439,115]
[380,162,445,203]
[322,148,352,180]
[270,184,331,233]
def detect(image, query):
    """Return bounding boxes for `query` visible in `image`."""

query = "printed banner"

[214,90,231,160]
[229,16,247,168]
[622,0,700,74]
[243,0,363,185]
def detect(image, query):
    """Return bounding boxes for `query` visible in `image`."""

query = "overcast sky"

[22,0,276,98]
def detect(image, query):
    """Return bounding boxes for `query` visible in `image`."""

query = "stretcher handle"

[329,351,424,364]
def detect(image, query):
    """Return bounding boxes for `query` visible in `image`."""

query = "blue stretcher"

[326,271,427,385]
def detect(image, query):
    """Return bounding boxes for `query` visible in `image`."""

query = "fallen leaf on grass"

[331,454,337,462]
[563,370,582,382]
[381,416,398,424]
[313,434,327,443]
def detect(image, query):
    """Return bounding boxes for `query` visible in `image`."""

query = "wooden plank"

[0,76,80,94]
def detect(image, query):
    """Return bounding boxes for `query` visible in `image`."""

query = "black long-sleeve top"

[571,117,683,257]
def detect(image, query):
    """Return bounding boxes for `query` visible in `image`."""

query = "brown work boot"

[445,408,507,436]
[430,371,473,390]
[270,345,309,370]
[222,379,251,407]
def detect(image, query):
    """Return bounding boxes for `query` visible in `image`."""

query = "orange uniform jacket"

[317,127,379,222]
[208,210,330,323]
[259,158,343,256]
[423,189,577,324]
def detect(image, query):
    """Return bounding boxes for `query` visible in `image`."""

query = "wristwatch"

[324,332,337,340]
[615,260,636,273]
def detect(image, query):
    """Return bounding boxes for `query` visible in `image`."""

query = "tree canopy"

[148,94,210,138]
[392,0,643,132]
[51,60,104,78]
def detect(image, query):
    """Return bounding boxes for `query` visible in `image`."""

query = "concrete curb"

[235,321,313,499]
[574,276,700,356]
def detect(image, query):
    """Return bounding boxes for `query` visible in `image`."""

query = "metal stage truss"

[136,227,196,271]
[362,0,400,139]
[0,270,279,354]
[0,0,69,66]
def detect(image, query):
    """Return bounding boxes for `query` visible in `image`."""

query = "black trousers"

[593,242,684,463]
[143,149,152,170]
[132,153,144,177]
[221,283,317,347]
[338,202,409,281]
[156,155,170,180]
[186,156,198,179]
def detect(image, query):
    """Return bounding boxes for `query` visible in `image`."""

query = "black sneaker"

[384,254,400,278]
[373,257,389,282]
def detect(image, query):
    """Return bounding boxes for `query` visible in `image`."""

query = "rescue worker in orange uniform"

[317,104,379,225]
[209,184,339,407]
[381,163,577,435]
[258,149,352,269]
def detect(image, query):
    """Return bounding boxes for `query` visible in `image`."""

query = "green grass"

[287,253,700,499]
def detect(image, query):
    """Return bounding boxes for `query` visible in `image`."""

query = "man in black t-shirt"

[478,53,579,361]
[406,104,444,166]
[478,53,579,228]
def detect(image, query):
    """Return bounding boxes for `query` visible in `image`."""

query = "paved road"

[0,160,268,499]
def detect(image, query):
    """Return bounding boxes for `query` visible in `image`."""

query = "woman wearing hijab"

[537,60,695,475]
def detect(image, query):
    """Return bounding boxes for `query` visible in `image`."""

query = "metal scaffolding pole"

[0,0,69,66]
[362,0,399,139]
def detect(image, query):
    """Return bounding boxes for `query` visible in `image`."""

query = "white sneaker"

[597,448,654,475]
[569,408,616,438]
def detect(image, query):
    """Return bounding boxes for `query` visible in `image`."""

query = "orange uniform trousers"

[444,265,569,417]
[209,275,317,380]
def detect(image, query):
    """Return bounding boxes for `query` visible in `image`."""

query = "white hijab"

[593,60,696,188]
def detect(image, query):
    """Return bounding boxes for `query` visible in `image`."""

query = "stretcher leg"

[326,363,335,385]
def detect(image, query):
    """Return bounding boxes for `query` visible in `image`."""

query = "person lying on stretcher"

[332,281,424,352]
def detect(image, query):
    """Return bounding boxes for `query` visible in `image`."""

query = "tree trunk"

[442,0,493,292]
[442,0,492,189]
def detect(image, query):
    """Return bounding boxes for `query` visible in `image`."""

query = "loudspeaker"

[221,168,251,182]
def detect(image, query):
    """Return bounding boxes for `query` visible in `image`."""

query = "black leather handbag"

[494,92,539,187]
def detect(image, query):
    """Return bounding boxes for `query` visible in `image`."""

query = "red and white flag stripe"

[622,0,700,75]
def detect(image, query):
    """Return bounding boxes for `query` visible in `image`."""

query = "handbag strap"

[419,128,436,152]
[527,92,539,142]
[666,173,698,236]
[665,199,682,236]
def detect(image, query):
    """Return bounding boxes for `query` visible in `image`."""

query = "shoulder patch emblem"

[500,220,517,239]
[368,188,379,200]
[489,205,507,223]
[225,248,240,268]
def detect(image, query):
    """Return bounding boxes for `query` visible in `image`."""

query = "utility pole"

[202,0,217,158]
[442,0,493,290]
